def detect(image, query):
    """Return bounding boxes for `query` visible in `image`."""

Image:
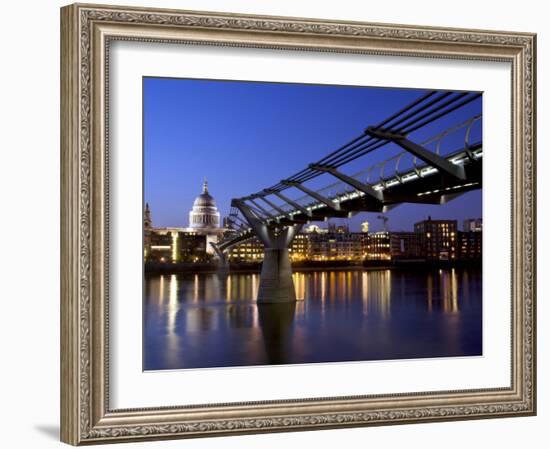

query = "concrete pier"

[257,248,296,303]
[231,199,302,303]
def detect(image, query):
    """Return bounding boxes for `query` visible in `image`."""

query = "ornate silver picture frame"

[60,3,536,445]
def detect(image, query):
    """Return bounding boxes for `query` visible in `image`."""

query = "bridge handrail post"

[365,126,466,181]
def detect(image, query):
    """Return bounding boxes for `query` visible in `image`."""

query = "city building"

[366,231,391,261]
[304,224,364,261]
[463,218,483,232]
[390,232,422,260]
[289,233,309,261]
[148,228,208,263]
[458,231,482,260]
[414,217,457,260]
[147,228,173,262]
[227,238,264,262]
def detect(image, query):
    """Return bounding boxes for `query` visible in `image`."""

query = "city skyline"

[144,77,482,232]
[144,197,481,234]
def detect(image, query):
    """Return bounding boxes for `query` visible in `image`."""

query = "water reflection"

[167,274,178,334]
[144,268,482,370]
[361,270,391,318]
[258,303,297,365]
[293,273,306,301]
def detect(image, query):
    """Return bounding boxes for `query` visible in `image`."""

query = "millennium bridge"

[212,90,483,303]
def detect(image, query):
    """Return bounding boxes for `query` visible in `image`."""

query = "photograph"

[142,78,483,371]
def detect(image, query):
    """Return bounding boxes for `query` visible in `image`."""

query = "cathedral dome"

[189,180,221,229]
[193,189,216,208]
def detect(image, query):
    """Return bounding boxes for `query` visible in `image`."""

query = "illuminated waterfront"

[143,268,482,370]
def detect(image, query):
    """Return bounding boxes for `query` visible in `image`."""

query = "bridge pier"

[217,258,230,276]
[210,242,230,274]
[231,200,301,303]
[258,247,295,303]
[256,225,301,303]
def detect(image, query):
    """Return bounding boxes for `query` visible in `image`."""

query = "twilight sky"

[144,77,482,232]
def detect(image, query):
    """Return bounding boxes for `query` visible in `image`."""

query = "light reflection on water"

[144,268,482,370]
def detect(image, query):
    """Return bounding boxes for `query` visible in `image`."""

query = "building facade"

[463,218,483,232]
[390,232,422,260]
[227,238,264,262]
[459,218,482,260]
[365,231,391,260]
[304,224,365,261]
[458,231,482,260]
[414,218,458,260]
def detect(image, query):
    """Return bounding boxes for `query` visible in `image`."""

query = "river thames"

[143,268,482,370]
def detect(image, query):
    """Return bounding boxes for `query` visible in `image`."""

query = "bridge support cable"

[368,90,440,131]
[307,93,480,176]
[232,199,302,303]
[308,164,384,203]
[373,92,461,135]
[279,133,371,187]
[228,214,248,229]
[242,202,272,222]
[281,91,440,187]
[267,190,312,217]
[394,93,482,136]
[247,198,278,220]
[261,91,439,192]
[274,90,442,188]
[256,195,295,220]
[282,180,342,212]
[296,93,458,177]
[271,92,479,189]
[365,127,466,180]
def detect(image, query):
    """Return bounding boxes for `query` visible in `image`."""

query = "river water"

[143,268,482,370]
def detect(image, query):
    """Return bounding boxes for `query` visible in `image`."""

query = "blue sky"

[144,77,482,232]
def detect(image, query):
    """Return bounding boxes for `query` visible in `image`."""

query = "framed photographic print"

[60,3,537,445]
